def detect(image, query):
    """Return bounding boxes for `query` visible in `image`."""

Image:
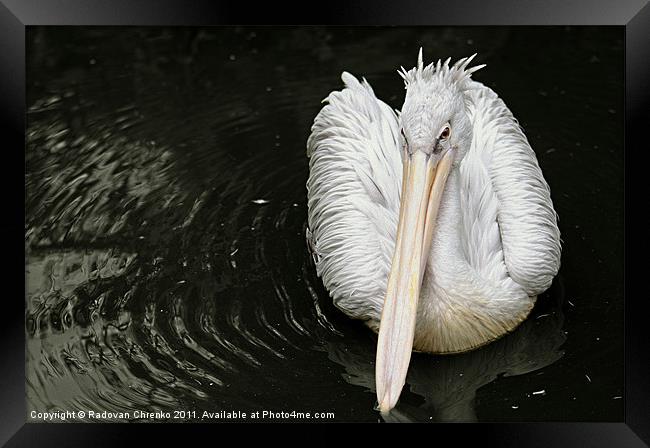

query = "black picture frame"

[2,0,646,445]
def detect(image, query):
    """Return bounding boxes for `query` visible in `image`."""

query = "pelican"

[306,50,561,413]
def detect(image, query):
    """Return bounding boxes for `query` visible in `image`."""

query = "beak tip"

[377,388,399,414]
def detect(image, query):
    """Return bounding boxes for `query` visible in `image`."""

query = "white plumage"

[306,51,561,411]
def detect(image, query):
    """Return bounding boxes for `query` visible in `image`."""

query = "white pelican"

[306,50,561,413]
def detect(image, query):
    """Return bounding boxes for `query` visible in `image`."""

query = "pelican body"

[306,51,561,412]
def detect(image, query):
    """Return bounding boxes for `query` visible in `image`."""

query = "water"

[26,26,623,422]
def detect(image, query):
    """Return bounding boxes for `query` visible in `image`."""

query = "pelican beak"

[375,148,453,413]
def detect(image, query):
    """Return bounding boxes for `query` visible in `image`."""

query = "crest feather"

[400,51,486,91]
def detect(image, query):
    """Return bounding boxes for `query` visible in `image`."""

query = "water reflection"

[326,293,566,422]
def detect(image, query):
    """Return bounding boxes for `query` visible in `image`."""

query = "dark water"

[26,27,624,422]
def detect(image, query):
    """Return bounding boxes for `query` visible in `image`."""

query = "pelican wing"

[462,81,561,296]
[306,72,401,323]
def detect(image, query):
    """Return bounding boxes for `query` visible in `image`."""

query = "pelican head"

[399,49,483,165]
[376,50,486,413]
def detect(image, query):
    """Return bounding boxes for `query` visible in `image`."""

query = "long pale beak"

[375,148,453,413]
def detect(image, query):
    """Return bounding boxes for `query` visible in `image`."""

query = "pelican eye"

[439,126,451,140]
